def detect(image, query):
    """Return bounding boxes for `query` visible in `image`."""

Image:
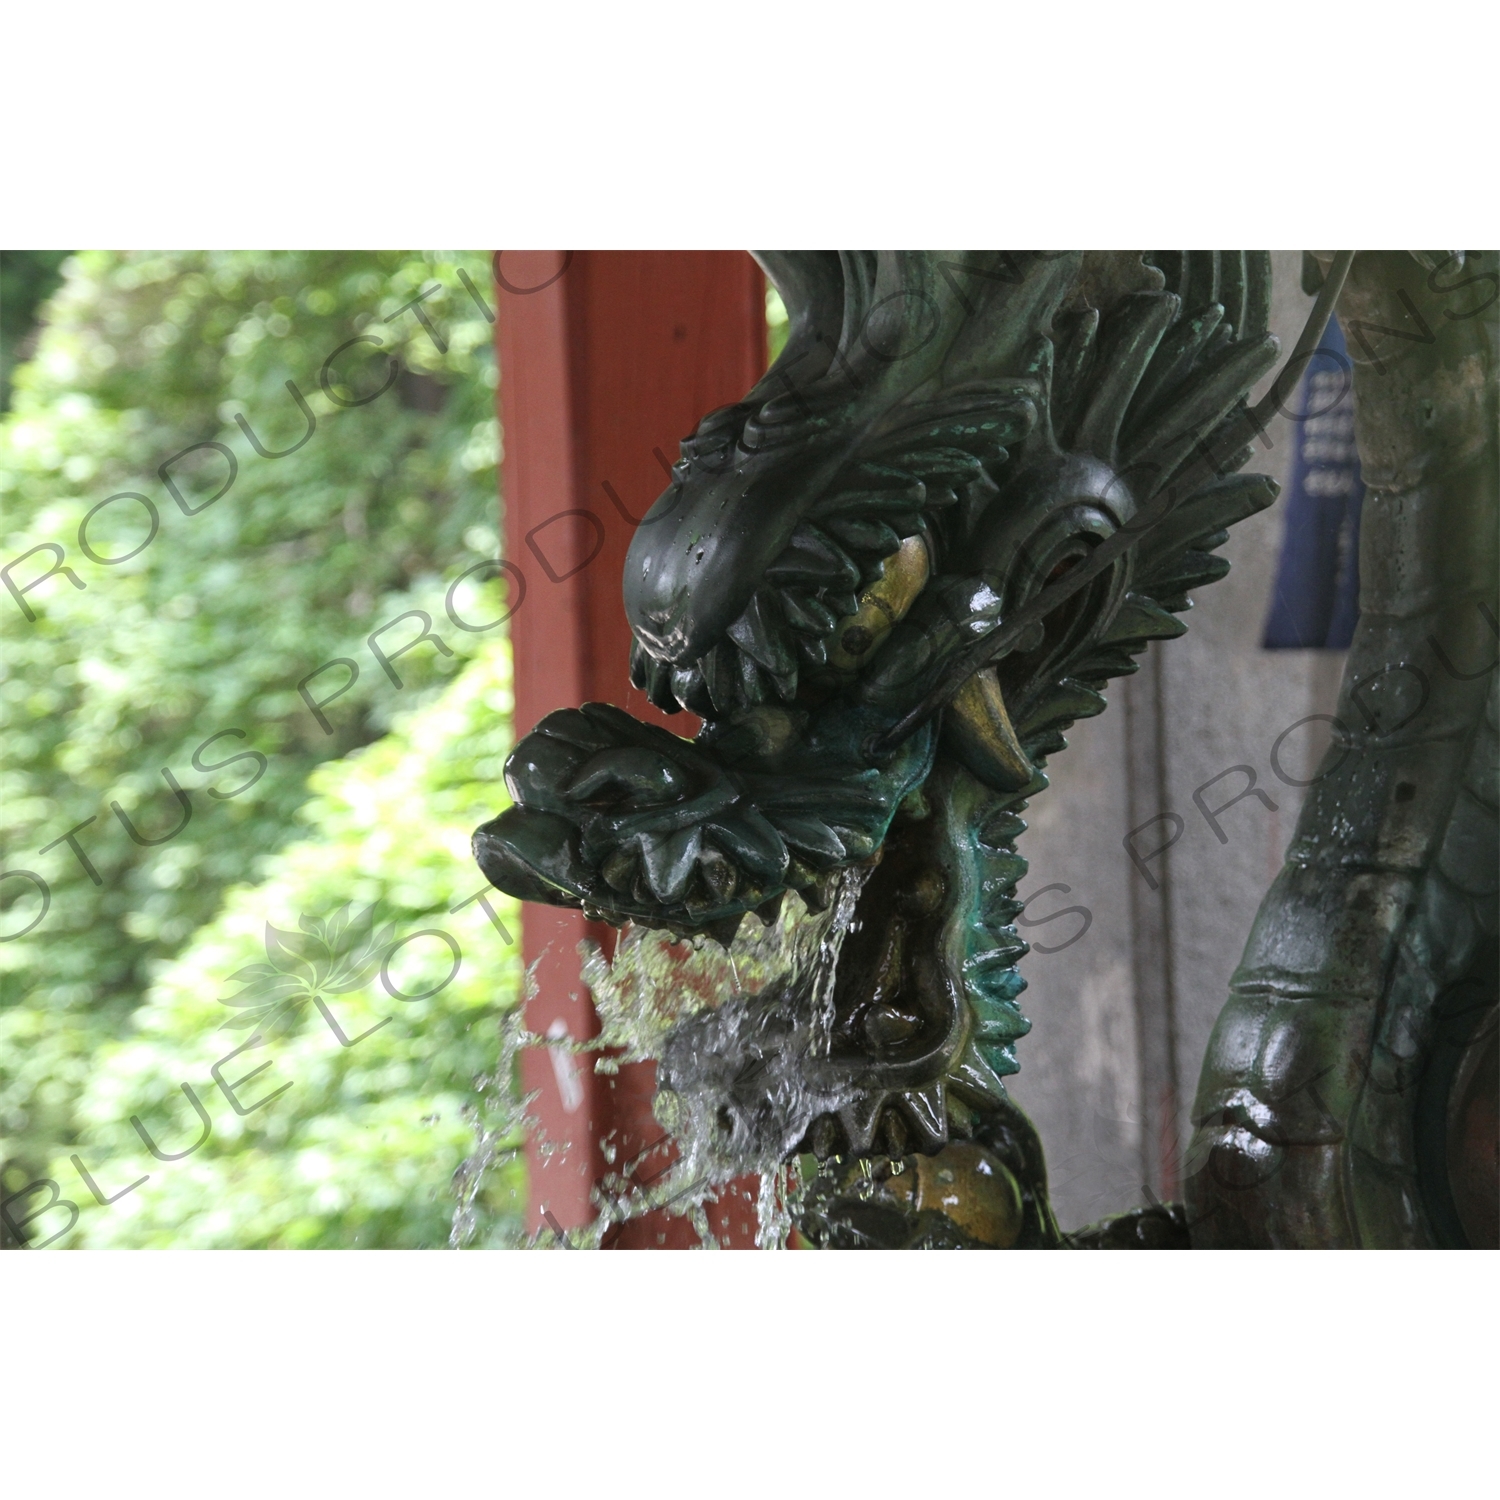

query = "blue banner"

[1262,315,1364,650]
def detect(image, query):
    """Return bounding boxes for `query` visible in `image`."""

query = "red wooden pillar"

[496,251,767,1248]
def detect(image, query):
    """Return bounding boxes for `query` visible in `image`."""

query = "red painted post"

[495,251,767,1247]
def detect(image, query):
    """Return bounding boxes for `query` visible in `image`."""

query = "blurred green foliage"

[0,252,521,1245]
[766,282,789,364]
[50,640,526,1248]
[1,251,70,412]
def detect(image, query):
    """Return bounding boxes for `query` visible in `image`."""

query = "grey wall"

[1007,252,1349,1231]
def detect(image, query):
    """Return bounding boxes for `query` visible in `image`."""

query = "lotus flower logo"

[219,904,399,1038]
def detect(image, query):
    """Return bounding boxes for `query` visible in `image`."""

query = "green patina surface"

[478,252,1498,1249]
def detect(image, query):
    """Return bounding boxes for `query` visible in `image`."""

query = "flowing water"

[450,868,871,1249]
[449,993,536,1249]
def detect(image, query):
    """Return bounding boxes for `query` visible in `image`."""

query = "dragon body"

[476,250,1498,1248]
[1185,252,1498,1249]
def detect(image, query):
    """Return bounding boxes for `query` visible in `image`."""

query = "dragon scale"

[1184,252,1498,1249]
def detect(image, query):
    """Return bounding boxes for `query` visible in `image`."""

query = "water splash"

[582,866,871,1249]
[450,867,873,1249]
[449,979,536,1249]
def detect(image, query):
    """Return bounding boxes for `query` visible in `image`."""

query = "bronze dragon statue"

[1184,252,1498,1250]
[474,251,1498,1249]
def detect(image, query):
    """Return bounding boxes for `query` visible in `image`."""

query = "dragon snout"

[624,507,777,667]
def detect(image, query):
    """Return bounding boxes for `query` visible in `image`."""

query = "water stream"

[450,868,871,1249]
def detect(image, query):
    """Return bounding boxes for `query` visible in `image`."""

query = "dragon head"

[475,252,1285,1218]
[476,251,1279,938]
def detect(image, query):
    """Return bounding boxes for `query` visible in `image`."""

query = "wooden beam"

[495,251,766,1246]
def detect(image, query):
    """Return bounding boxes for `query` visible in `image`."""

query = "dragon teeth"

[726,592,796,678]
[765,524,861,590]
[780,590,837,635]
[825,516,902,555]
